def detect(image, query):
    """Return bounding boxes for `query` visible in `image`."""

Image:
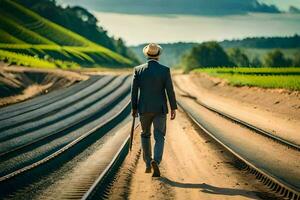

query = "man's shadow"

[159,177,271,200]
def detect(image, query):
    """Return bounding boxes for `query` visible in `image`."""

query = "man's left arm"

[165,68,177,119]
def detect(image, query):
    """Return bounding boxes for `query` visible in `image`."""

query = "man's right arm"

[131,68,139,116]
[165,68,177,120]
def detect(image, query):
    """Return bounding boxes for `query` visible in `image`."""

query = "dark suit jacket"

[131,60,177,114]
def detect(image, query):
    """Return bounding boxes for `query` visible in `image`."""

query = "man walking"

[131,43,177,177]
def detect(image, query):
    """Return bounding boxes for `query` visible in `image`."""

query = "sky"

[93,12,300,45]
[57,0,300,45]
[58,0,300,13]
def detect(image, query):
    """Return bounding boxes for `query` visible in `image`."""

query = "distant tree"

[289,6,300,14]
[251,56,262,68]
[293,51,300,67]
[220,35,300,49]
[228,48,250,67]
[181,41,233,72]
[115,38,140,64]
[250,1,280,13]
[264,50,292,67]
[180,53,198,72]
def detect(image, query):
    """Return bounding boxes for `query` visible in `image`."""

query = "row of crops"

[0,44,132,67]
[194,68,300,90]
[0,49,79,69]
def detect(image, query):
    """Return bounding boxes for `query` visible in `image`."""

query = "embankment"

[0,64,88,107]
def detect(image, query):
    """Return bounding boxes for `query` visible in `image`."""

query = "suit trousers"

[139,112,166,167]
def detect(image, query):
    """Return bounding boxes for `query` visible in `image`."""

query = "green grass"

[0,49,79,69]
[194,67,300,90]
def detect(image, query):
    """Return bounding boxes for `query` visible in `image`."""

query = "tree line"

[181,42,300,72]
[220,35,300,49]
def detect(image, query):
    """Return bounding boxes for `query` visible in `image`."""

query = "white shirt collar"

[147,59,158,63]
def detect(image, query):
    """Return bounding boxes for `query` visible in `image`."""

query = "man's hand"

[132,109,138,117]
[170,109,176,120]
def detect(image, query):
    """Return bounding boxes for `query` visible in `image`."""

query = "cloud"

[59,0,281,15]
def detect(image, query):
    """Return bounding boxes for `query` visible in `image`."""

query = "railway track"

[81,135,131,200]
[1,73,299,200]
[0,74,135,199]
[176,93,300,200]
[189,97,300,151]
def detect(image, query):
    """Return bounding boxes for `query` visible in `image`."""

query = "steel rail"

[81,135,130,200]
[196,99,300,151]
[82,121,139,200]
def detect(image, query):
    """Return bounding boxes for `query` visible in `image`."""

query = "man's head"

[143,43,163,60]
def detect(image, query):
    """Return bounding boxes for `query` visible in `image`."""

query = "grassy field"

[194,67,300,90]
[0,0,133,68]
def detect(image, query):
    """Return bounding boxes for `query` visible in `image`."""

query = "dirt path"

[173,74,300,146]
[109,110,275,200]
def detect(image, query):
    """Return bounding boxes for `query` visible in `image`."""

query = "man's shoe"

[145,167,151,173]
[151,160,160,177]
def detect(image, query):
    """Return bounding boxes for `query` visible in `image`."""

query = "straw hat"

[143,43,163,58]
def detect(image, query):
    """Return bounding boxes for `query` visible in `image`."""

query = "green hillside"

[17,0,139,64]
[0,0,133,68]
